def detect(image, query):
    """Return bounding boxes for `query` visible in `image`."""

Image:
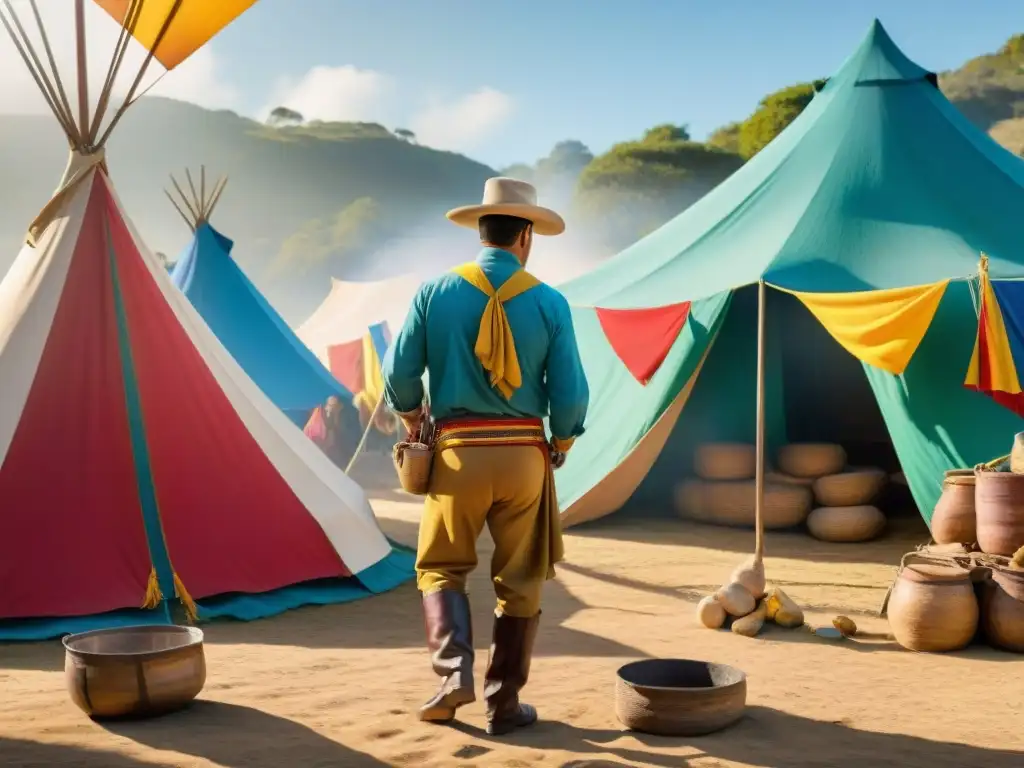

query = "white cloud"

[262,64,395,124]
[0,1,239,118]
[409,88,514,152]
[260,63,514,153]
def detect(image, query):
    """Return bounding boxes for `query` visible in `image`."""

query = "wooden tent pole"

[74,0,89,140]
[345,395,387,475]
[754,279,766,561]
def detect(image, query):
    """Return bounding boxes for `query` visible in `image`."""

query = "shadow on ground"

[199,515,645,658]
[0,737,169,768]
[566,515,931,567]
[100,700,389,767]
[452,705,1024,768]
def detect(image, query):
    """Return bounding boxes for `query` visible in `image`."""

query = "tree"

[736,81,824,159]
[394,128,416,142]
[267,106,304,127]
[642,124,691,143]
[573,129,743,250]
[706,122,741,153]
[534,139,594,182]
[500,162,535,182]
[270,197,391,281]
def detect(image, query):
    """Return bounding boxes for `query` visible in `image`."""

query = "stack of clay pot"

[673,442,812,529]
[776,443,887,543]
[885,543,1024,654]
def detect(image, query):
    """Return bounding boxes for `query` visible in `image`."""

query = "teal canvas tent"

[554,20,1024,528]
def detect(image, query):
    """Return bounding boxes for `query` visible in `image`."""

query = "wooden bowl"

[615,658,746,736]
[777,443,847,479]
[699,481,812,529]
[694,443,755,481]
[813,468,887,507]
[63,625,206,719]
[807,505,885,543]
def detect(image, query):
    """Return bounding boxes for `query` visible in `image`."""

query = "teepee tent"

[0,0,411,641]
[555,20,1024,528]
[167,167,351,422]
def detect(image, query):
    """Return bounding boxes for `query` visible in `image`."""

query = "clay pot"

[975,471,1024,556]
[930,470,977,545]
[887,562,978,652]
[980,566,1024,653]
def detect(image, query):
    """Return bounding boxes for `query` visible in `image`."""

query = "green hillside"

[0,33,1022,323]
[0,97,495,320]
[569,33,1024,249]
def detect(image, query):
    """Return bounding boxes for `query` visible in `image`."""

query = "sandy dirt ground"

[1,492,1022,768]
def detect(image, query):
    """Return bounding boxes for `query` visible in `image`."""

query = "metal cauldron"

[63,625,206,719]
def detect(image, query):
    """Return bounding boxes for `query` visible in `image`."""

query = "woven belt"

[434,417,547,452]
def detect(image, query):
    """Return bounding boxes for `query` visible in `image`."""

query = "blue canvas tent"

[167,172,350,423]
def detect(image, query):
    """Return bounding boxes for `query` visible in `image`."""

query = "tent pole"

[345,395,387,475]
[754,280,766,561]
[74,0,89,141]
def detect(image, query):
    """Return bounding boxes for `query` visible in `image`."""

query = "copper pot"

[930,470,976,545]
[980,566,1024,653]
[63,625,206,719]
[975,471,1024,556]
[887,562,978,652]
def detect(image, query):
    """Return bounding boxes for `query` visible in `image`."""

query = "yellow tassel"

[173,572,199,623]
[141,567,163,609]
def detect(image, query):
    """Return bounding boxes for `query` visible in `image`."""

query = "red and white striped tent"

[0,0,410,640]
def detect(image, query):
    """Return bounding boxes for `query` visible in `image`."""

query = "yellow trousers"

[416,443,551,617]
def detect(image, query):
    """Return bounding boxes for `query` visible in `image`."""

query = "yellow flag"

[93,0,258,70]
[775,281,949,374]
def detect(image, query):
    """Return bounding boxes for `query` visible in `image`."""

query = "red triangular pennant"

[596,302,691,384]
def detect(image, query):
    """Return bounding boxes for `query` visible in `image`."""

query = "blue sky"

[204,1,1022,168]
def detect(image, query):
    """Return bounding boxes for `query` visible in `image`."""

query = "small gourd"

[716,582,756,617]
[765,586,804,628]
[730,555,766,600]
[1011,545,1024,571]
[833,615,857,637]
[696,595,727,629]
[731,600,767,637]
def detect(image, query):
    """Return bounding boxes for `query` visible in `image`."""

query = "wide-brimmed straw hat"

[446,177,565,236]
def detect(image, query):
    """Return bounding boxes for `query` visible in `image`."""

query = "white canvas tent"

[297,237,608,360]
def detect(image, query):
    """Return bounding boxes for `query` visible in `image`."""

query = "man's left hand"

[550,448,567,469]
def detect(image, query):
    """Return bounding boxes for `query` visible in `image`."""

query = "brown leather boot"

[484,611,540,735]
[418,589,476,722]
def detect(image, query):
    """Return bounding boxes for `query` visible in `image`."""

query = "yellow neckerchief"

[451,261,540,399]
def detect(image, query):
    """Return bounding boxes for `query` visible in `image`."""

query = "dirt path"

[1,497,1021,767]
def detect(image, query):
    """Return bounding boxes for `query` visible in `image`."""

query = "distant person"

[303,395,354,469]
[382,177,589,735]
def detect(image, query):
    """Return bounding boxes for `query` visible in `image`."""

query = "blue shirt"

[382,247,589,441]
